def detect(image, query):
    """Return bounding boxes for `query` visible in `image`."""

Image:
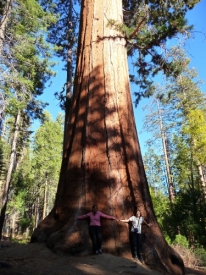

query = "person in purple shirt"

[76,204,119,255]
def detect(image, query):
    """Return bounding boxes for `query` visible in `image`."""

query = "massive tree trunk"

[31,1,184,274]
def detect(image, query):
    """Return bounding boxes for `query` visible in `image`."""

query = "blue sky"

[38,0,206,154]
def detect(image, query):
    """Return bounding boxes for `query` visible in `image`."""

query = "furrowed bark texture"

[32,1,184,274]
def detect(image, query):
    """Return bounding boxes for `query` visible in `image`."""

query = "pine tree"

[0,0,58,239]
[142,92,175,201]
[31,112,63,227]
[143,146,168,195]
[142,48,206,247]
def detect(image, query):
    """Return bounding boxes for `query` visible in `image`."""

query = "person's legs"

[136,233,142,253]
[130,232,138,260]
[89,226,98,254]
[136,233,144,263]
[96,226,102,253]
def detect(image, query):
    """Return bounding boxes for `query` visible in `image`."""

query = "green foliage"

[120,1,199,103]
[149,189,170,228]
[145,60,206,246]
[19,217,31,231]
[165,235,172,245]
[144,145,169,195]
[31,111,63,217]
[32,111,63,178]
[3,111,63,235]
[45,0,78,62]
[174,234,189,248]
[150,182,206,247]
[45,0,78,110]
[182,109,206,164]
[11,237,29,244]
[0,1,63,237]
[7,166,31,217]
[194,246,206,266]
[0,0,59,126]
[0,139,8,180]
[46,0,200,106]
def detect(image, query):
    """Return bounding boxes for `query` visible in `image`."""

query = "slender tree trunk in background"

[0,110,20,239]
[190,150,197,221]
[156,99,175,202]
[198,163,206,200]
[0,0,12,52]
[42,176,48,220]
[63,0,73,150]
[32,1,184,274]
[0,0,12,130]
[35,196,40,228]
[10,212,16,239]
[197,163,206,236]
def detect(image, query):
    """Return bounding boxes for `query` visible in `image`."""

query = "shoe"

[133,247,138,261]
[140,258,145,264]
[95,250,99,255]
[139,253,145,264]
[98,249,103,254]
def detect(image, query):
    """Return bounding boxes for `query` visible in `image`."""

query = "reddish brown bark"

[31,1,184,274]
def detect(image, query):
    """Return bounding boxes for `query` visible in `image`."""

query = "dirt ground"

[0,240,206,275]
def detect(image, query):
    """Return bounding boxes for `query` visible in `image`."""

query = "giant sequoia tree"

[31,0,199,274]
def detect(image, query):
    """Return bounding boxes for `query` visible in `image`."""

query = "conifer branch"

[128,13,148,39]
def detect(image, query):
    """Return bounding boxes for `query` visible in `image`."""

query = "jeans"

[89,226,102,253]
[130,232,142,254]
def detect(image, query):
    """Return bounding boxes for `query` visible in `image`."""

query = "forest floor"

[0,240,206,275]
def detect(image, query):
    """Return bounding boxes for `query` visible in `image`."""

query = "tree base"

[31,213,185,275]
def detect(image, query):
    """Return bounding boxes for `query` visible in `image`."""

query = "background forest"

[0,0,206,269]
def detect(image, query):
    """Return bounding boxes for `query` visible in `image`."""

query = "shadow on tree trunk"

[31,0,185,273]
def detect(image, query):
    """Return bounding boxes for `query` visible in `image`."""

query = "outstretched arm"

[75,213,90,220]
[143,220,152,227]
[99,212,119,221]
[120,219,129,223]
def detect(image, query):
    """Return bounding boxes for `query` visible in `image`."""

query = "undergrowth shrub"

[194,246,206,267]
[165,235,172,245]
[174,234,189,248]
[172,245,198,268]
[173,244,206,270]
